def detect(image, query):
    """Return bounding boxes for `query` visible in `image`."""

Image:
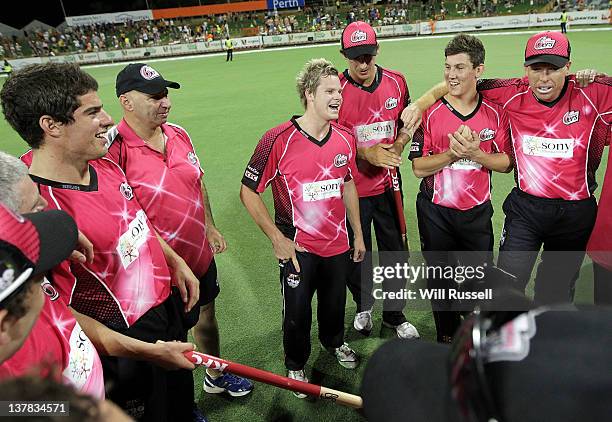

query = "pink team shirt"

[409,96,511,210]
[22,153,172,329]
[106,120,213,278]
[478,76,612,200]
[338,66,410,197]
[0,280,105,399]
[242,118,358,257]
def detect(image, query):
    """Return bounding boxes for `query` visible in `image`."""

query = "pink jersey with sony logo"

[21,153,172,329]
[478,76,612,200]
[106,120,214,278]
[242,119,358,257]
[409,96,511,210]
[0,281,105,399]
[338,66,410,197]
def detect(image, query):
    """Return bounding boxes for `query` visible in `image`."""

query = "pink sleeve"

[494,108,512,155]
[477,78,525,106]
[408,106,432,160]
[593,77,612,124]
[241,130,283,193]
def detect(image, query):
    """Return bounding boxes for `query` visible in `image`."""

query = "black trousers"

[226,49,233,61]
[347,189,408,325]
[497,188,597,305]
[101,290,194,421]
[280,251,349,371]
[416,193,494,342]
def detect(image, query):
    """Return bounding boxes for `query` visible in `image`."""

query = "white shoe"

[323,342,359,369]
[353,309,373,335]
[287,370,308,399]
[383,321,420,339]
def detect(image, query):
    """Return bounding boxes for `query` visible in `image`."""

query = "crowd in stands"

[0,3,419,59]
[0,18,229,58]
[551,0,603,12]
[0,0,605,59]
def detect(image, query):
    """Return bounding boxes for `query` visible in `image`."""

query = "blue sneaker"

[203,372,254,397]
[192,405,208,422]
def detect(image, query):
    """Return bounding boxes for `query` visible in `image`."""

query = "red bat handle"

[183,351,363,408]
[390,168,408,247]
[184,351,320,396]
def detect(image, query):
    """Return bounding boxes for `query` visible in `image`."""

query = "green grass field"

[1,28,611,421]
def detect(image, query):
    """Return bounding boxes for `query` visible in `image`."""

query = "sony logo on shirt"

[448,158,482,170]
[116,210,150,269]
[64,323,96,389]
[355,120,395,143]
[302,178,343,202]
[522,135,574,158]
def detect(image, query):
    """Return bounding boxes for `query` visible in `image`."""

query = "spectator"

[2,60,12,75]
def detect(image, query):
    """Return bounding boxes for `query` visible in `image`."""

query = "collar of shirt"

[117,118,177,151]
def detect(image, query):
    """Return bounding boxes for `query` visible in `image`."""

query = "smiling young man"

[106,63,253,409]
[240,59,365,396]
[1,63,200,421]
[0,151,200,404]
[408,34,511,343]
[406,31,612,304]
[337,21,419,340]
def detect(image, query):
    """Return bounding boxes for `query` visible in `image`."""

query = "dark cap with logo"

[362,304,612,422]
[524,31,571,68]
[341,21,378,59]
[0,204,77,304]
[116,63,180,97]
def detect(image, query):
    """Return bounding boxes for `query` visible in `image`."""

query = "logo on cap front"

[140,65,160,80]
[351,30,367,43]
[534,36,556,50]
[0,268,15,291]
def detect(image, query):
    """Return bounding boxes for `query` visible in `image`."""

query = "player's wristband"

[398,127,412,141]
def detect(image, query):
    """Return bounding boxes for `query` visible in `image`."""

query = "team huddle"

[0,20,610,421]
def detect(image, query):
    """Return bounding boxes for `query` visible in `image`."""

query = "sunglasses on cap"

[0,248,35,304]
[449,309,502,422]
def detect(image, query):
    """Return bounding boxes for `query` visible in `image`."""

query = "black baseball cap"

[115,63,180,97]
[362,304,612,422]
[0,204,77,304]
